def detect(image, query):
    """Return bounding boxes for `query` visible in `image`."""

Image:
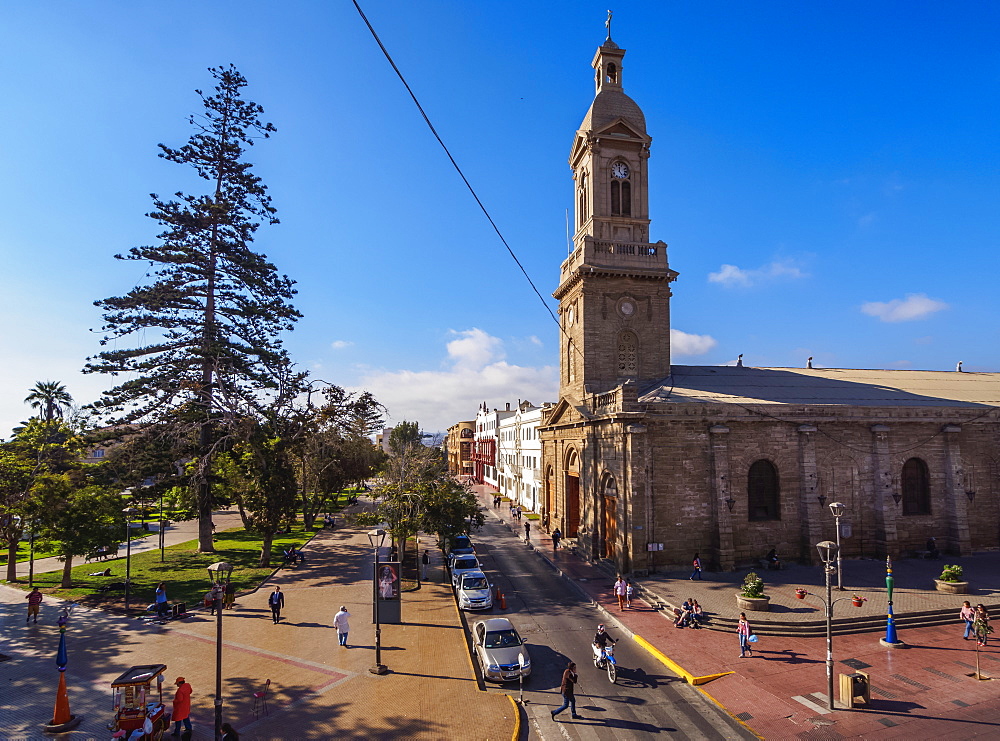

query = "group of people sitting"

[673,597,704,628]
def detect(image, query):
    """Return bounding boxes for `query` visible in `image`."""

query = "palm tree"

[24,381,74,423]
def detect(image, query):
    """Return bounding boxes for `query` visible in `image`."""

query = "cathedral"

[537,34,1000,574]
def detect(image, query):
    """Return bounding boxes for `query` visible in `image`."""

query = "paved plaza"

[0,513,515,740]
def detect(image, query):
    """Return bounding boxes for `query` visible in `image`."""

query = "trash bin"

[839,671,870,708]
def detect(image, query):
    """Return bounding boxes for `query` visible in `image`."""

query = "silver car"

[457,570,493,611]
[473,617,531,682]
[450,555,481,587]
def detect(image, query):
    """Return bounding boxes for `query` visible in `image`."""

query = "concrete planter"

[934,579,969,595]
[736,594,771,612]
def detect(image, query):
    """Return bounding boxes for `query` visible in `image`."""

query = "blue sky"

[2,1,998,436]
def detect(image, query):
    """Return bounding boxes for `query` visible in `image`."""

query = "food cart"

[109,664,169,740]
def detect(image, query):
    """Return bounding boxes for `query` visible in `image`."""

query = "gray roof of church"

[639,366,1000,408]
[580,90,646,134]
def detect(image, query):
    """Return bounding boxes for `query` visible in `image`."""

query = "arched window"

[902,457,931,515]
[611,178,631,216]
[567,340,576,382]
[617,330,637,376]
[606,63,618,85]
[748,459,780,521]
[578,172,589,228]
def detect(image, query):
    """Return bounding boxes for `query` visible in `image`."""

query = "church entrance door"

[566,473,581,537]
[603,495,617,559]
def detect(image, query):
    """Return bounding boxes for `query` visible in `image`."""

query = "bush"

[741,571,765,598]
[939,564,964,582]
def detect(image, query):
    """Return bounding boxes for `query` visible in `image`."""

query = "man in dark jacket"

[550,661,581,719]
[268,586,285,624]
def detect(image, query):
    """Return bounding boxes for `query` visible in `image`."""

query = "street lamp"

[816,540,839,711]
[122,507,139,611]
[828,501,846,591]
[207,561,234,739]
[367,528,388,675]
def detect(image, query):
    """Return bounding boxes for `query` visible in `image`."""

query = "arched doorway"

[600,473,618,559]
[565,450,581,537]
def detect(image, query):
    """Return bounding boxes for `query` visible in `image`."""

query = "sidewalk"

[0,510,516,740]
[472,484,1000,739]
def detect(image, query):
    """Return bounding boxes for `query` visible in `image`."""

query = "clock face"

[612,162,630,179]
[620,300,635,316]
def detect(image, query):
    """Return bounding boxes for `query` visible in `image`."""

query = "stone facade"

[538,35,1000,576]
[445,421,475,479]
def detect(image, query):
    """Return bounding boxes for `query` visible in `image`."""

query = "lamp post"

[122,507,139,611]
[158,488,165,563]
[207,561,234,739]
[367,528,388,675]
[828,501,846,590]
[816,540,839,710]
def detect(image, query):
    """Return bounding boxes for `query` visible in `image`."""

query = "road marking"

[792,694,832,714]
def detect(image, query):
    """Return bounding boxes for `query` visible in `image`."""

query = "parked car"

[450,555,481,586]
[446,534,475,561]
[473,617,531,682]
[457,570,493,610]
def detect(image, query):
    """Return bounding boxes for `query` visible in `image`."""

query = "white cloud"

[861,293,948,323]
[708,260,807,287]
[331,340,354,350]
[528,335,542,347]
[349,329,557,432]
[670,329,717,356]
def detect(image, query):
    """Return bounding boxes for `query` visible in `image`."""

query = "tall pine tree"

[85,66,300,552]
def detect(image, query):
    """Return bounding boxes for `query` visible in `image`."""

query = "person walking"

[155,582,169,619]
[738,612,752,657]
[220,722,240,740]
[524,521,530,541]
[626,579,634,608]
[689,553,703,580]
[960,600,976,640]
[268,586,285,624]
[614,576,626,611]
[170,676,192,737]
[550,661,581,720]
[552,527,562,551]
[26,587,43,623]
[334,605,351,647]
[422,550,430,580]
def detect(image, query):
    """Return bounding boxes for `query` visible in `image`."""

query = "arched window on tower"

[606,63,618,85]
[748,459,780,521]
[567,340,576,382]
[901,457,931,515]
[578,172,589,228]
[611,174,631,216]
[617,330,638,376]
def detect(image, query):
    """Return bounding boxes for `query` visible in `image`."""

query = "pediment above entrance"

[541,396,593,428]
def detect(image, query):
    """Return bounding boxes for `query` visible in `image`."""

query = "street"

[458,512,756,740]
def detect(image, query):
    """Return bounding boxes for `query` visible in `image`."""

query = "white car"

[450,554,481,587]
[473,617,531,682]
[457,570,493,610]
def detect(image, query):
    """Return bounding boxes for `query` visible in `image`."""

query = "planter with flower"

[794,588,808,600]
[736,572,770,611]
[934,564,969,594]
[851,594,867,608]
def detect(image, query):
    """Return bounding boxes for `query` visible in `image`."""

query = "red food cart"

[109,664,169,740]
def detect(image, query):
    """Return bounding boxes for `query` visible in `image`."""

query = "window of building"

[747,459,780,521]
[606,62,618,85]
[578,171,589,228]
[618,331,638,376]
[902,457,931,515]
[93,449,104,458]
[611,179,632,217]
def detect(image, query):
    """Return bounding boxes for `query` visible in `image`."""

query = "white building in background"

[496,401,548,514]
[474,403,514,491]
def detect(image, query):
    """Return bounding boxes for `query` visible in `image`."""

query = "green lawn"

[1,528,154,565]
[21,525,317,612]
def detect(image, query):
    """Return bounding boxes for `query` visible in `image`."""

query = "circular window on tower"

[617,297,636,318]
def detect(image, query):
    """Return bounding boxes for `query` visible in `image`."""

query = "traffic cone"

[498,590,507,610]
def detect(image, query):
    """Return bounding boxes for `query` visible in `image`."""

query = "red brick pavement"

[475,486,1000,739]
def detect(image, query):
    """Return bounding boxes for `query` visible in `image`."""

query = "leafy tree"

[0,419,87,581]
[24,381,74,423]
[30,476,123,588]
[84,65,299,553]
[421,478,484,547]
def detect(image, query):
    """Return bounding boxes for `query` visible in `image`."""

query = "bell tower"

[554,34,678,402]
